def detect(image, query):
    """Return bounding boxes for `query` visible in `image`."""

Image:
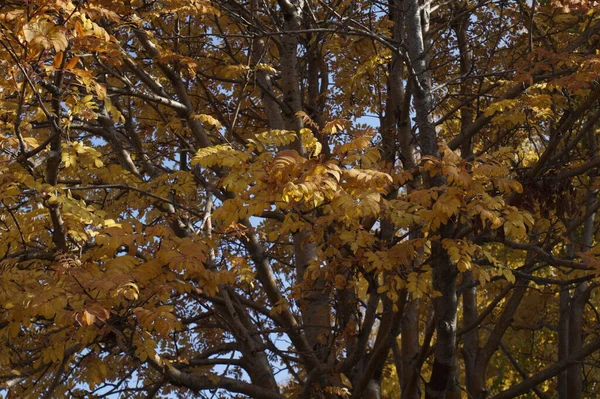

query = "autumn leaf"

[1,1,600,398]
[23,20,68,51]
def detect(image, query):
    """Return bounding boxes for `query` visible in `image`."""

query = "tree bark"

[566,284,591,399]
[567,146,597,398]
[462,271,481,398]
[405,1,458,397]
[557,288,570,399]
[277,0,305,146]
[401,299,420,399]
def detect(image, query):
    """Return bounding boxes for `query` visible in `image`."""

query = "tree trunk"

[566,284,590,399]
[463,271,481,398]
[567,186,596,398]
[405,1,458,397]
[401,299,420,399]
[278,0,304,148]
[426,238,458,399]
[557,288,570,399]
[567,129,598,399]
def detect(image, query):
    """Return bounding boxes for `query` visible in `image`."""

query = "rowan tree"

[2,0,600,398]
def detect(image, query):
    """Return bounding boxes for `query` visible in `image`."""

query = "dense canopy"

[2,0,600,398]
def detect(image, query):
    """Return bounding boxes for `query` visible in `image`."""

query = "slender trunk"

[567,152,597,397]
[462,271,480,397]
[278,0,304,147]
[382,0,404,170]
[295,233,329,357]
[557,288,570,399]
[567,284,591,398]
[251,0,285,130]
[566,128,597,398]
[452,3,474,158]
[47,63,68,251]
[426,239,458,399]
[306,30,328,153]
[405,1,459,397]
[351,1,412,396]
[401,299,420,399]
[253,37,285,130]
[405,0,437,156]
[278,0,333,382]
[558,231,575,399]
[453,9,480,397]
[350,212,402,398]
[445,354,461,399]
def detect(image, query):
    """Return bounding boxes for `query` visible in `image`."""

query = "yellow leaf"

[191,114,223,128]
[483,99,518,117]
[65,56,80,70]
[322,119,349,134]
[377,285,388,294]
[104,219,121,228]
[256,63,277,74]
[340,373,353,389]
[82,310,95,326]
[334,274,347,289]
[503,268,516,284]
[62,152,77,168]
[457,259,471,272]
[53,51,63,68]
[118,282,139,301]
[154,317,171,337]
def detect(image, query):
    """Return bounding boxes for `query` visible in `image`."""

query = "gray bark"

[566,283,591,399]
[567,131,597,398]
[277,0,305,146]
[405,1,458,398]
[401,299,420,399]
[557,288,570,399]
[462,271,480,397]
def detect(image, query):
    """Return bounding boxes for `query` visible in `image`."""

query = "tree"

[2,0,600,398]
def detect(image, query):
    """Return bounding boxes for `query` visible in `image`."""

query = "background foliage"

[1,0,600,398]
